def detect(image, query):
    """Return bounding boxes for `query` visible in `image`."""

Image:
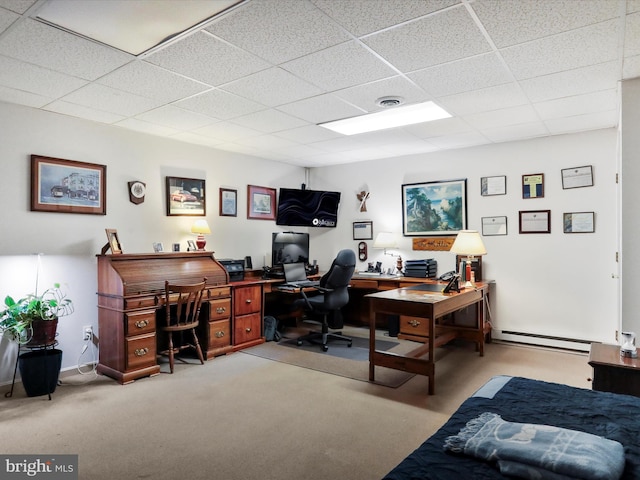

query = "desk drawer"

[209,298,231,321]
[350,279,379,289]
[207,319,231,349]
[234,313,261,345]
[126,311,156,335]
[124,296,158,309]
[400,315,429,337]
[126,333,156,370]
[207,286,231,299]
[234,285,261,316]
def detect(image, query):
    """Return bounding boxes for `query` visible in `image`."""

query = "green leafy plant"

[0,283,73,344]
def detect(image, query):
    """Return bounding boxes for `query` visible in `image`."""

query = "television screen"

[272,232,309,266]
[276,188,341,227]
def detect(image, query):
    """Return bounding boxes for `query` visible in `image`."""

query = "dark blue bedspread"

[383,377,640,480]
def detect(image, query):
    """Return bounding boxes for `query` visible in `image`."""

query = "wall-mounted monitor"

[276,188,341,228]
[272,232,309,266]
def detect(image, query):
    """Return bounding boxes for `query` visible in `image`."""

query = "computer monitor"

[272,232,309,266]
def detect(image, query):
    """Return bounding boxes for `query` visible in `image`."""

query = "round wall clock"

[128,181,146,204]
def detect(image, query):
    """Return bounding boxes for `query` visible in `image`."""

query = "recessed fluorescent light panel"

[35,0,243,55]
[319,101,451,135]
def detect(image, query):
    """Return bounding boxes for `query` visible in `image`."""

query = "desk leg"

[369,306,377,382]
[428,316,435,395]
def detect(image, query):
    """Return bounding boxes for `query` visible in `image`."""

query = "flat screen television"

[276,188,341,228]
[272,232,309,266]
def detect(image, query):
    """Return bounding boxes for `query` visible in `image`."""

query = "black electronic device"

[218,259,245,282]
[439,270,456,281]
[276,188,341,228]
[442,274,460,293]
[271,232,309,267]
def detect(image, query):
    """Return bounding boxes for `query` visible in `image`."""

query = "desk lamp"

[373,232,402,273]
[450,230,486,288]
[191,220,211,251]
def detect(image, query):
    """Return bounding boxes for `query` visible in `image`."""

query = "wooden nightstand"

[589,342,640,397]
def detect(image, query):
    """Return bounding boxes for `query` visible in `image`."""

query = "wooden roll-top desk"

[97,252,264,384]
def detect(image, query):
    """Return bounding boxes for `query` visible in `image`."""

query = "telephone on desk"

[439,270,455,281]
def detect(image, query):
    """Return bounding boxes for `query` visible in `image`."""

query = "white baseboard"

[493,330,592,352]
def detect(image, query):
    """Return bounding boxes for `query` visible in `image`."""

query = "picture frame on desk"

[247,185,276,220]
[104,228,122,254]
[31,154,106,215]
[401,178,467,236]
[166,176,205,216]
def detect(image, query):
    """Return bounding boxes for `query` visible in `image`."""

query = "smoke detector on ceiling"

[376,96,404,108]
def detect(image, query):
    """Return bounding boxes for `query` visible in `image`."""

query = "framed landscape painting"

[402,179,467,236]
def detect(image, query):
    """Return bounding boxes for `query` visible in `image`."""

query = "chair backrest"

[163,279,207,328]
[319,249,356,310]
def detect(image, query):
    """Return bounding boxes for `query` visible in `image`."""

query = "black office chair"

[295,249,356,352]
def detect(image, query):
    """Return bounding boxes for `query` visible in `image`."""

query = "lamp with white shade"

[450,230,486,288]
[191,220,211,251]
[373,232,403,274]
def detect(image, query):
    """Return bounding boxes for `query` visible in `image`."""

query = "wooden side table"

[589,342,640,397]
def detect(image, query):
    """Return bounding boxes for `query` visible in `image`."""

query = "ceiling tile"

[519,62,620,103]
[479,122,549,143]
[229,109,309,134]
[240,133,298,150]
[403,116,476,139]
[0,7,19,32]
[534,89,618,120]
[206,0,350,64]
[192,121,263,142]
[60,83,163,117]
[625,11,640,58]
[502,20,619,80]
[0,18,132,80]
[436,83,530,116]
[220,67,323,107]
[544,109,618,135]
[98,61,210,103]
[0,85,52,107]
[115,118,180,137]
[0,0,36,15]
[281,41,397,92]
[145,31,270,86]
[169,132,225,148]
[311,0,459,37]
[623,54,640,79]
[420,131,489,149]
[463,105,541,129]
[473,0,620,48]
[363,6,491,72]
[134,105,217,131]
[273,124,342,144]
[43,100,126,123]
[174,89,264,120]
[0,54,87,97]
[408,53,513,98]
[333,75,429,112]
[277,93,364,124]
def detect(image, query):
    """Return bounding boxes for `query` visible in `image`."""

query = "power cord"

[76,328,98,376]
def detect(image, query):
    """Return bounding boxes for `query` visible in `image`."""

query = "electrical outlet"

[83,326,93,341]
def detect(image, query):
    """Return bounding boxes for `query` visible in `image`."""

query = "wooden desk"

[589,342,640,397]
[366,282,489,394]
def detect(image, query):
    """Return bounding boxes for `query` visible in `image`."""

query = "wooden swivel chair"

[158,279,207,373]
[295,249,356,352]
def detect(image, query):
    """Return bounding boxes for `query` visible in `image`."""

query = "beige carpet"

[242,325,417,387]
[0,340,593,480]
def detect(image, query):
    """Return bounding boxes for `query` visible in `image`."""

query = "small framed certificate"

[561,165,593,189]
[563,212,595,233]
[353,221,373,240]
[480,175,506,196]
[481,216,508,236]
[519,210,551,234]
[522,173,544,199]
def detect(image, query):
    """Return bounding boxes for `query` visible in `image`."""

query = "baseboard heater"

[497,330,592,352]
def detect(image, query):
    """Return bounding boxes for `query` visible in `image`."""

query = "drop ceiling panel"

[277,94,364,124]
[544,110,618,135]
[60,83,164,117]
[134,105,217,131]
[281,41,398,92]
[625,11,640,57]
[463,105,541,130]
[0,86,52,108]
[145,31,270,86]
[115,118,179,137]
[403,116,476,139]
[229,109,309,134]
[311,0,459,37]
[408,53,513,98]
[363,6,491,72]
[0,7,20,31]
[0,0,36,15]
[43,100,126,123]
[273,124,342,144]
[437,83,530,117]
[174,89,263,120]
[333,76,429,112]
[534,89,618,120]
[0,18,132,80]
[0,54,87,97]
[205,0,350,64]
[193,121,262,142]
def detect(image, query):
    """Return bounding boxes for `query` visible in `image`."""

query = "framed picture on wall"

[561,165,594,189]
[353,221,373,240]
[31,155,107,215]
[480,175,506,196]
[219,188,237,217]
[401,178,467,236]
[522,173,544,199]
[247,185,276,220]
[563,212,595,233]
[519,210,551,233]
[166,176,205,216]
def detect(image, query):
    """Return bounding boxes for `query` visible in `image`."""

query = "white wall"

[0,101,620,385]
[310,129,619,349]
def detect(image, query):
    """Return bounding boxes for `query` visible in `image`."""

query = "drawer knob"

[216,307,226,314]
[245,299,252,304]
[134,319,149,329]
[245,327,252,333]
[134,347,149,357]
[408,319,421,327]
[215,331,225,338]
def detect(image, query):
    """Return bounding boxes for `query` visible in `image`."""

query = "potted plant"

[0,283,73,397]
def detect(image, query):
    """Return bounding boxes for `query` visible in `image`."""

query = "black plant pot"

[18,349,63,397]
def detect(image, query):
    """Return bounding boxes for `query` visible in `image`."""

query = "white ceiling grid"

[0,0,637,167]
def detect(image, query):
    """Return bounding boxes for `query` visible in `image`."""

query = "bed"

[383,376,640,480]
